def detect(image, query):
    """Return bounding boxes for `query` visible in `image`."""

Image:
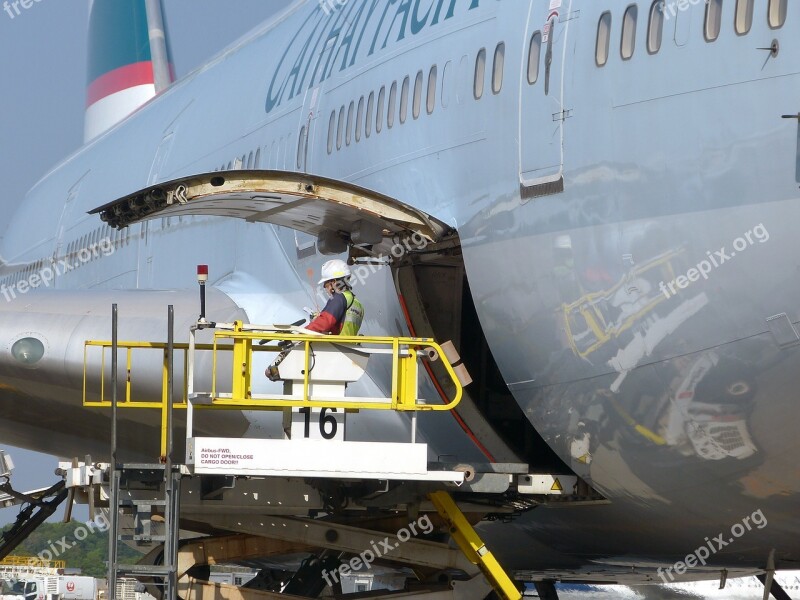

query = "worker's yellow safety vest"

[341,290,364,336]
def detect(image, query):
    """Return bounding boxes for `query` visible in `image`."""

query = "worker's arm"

[306,293,347,334]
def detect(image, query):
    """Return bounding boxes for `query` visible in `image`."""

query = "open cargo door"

[90,170,451,255]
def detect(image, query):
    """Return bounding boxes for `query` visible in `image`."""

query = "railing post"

[164,304,178,600]
[108,304,118,599]
[186,327,196,442]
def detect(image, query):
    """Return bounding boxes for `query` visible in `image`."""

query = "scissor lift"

[75,308,583,599]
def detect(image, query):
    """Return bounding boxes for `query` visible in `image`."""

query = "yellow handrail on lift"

[208,321,462,412]
[83,323,465,456]
[82,341,223,458]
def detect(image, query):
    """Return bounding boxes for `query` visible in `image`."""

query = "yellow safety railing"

[0,556,66,569]
[83,323,465,456]
[83,341,195,409]
[83,340,226,458]
[209,321,462,412]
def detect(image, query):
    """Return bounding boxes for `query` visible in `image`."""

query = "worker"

[265,259,364,381]
[306,259,365,335]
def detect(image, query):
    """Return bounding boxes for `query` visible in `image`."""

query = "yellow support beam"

[428,491,521,600]
[230,321,253,401]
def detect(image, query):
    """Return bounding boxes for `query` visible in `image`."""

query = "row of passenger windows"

[64,224,128,259]
[218,147,262,172]
[326,43,506,155]
[0,225,124,289]
[594,0,787,66]
[218,44,510,168]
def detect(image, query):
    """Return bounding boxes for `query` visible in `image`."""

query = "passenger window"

[346,101,354,146]
[413,70,423,119]
[355,97,364,142]
[596,12,612,66]
[388,81,397,129]
[365,93,374,138]
[377,86,385,133]
[705,0,723,41]
[400,76,410,124]
[648,1,664,53]
[769,0,787,28]
[327,111,335,154]
[255,148,261,168]
[247,151,254,169]
[441,61,452,108]
[474,48,486,99]
[492,42,505,94]
[528,32,542,84]
[735,0,754,34]
[427,65,437,114]
[337,106,345,150]
[297,126,305,169]
[621,5,637,60]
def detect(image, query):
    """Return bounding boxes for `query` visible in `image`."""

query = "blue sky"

[0,0,293,525]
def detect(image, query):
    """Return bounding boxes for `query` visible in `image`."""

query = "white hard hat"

[318,259,351,285]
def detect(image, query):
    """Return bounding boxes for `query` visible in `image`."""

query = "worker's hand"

[265,365,280,381]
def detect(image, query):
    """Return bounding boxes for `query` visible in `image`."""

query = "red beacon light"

[197,265,209,323]
[197,264,209,284]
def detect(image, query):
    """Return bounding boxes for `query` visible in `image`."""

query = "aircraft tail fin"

[84,0,174,142]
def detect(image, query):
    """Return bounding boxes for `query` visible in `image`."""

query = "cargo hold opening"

[90,170,573,473]
[392,242,571,472]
